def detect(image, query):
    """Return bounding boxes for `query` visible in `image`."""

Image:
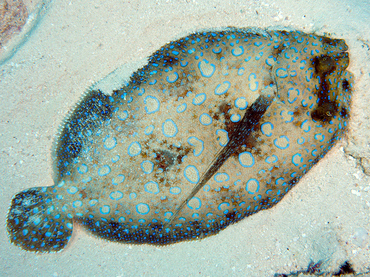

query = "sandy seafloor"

[1,0,370,276]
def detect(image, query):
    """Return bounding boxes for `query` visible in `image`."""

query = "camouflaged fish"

[7,28,353,252]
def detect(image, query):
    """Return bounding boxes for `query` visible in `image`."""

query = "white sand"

[1,0,369,276]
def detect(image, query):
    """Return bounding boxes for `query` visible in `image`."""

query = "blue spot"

[170,186,181,195]
[215,81,231,95]
[112,174,125,185]
[184,165,200,184]
[109,191,123,200]
[239,152,255,167]
[144,181,160,194]
[162,119,178,137]
[100,205,111,215]
[144,96,160,114]
[292,153,303,166]
[192,93,206,105]
[199,113,212,126]
[261,122,274,137]
[274,136,290,150]
[246,178,260,194]
[198,59,216,77]
[177,103,187,113]
[231,45,244,56]
[166,72,179,83]
[136,203,150,215]
[127,141,142,156]
[141,160,154,174]
[77,164,88,174]
[98,165,111,176]
[276,68,288,78]
[144,125,154,135]
[187,136,204,156]
[214,173,230,183]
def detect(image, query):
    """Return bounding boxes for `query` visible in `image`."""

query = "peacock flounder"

[7,28,353,252]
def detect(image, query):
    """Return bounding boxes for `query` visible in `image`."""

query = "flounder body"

[7,28,353,252]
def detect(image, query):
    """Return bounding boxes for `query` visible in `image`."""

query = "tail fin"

[6,187,73,253]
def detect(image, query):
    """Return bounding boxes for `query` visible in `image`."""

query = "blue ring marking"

[300,119,311,132]
[176,103,187,113]
[112,155,120,163]
[187,136,204,157]
[73,200,83,208]
[203,184,211,192]
[274,136,290,150]
[187,197,201,210]
[237,67,245,76]
[141,160,154,174]
[144,125,154,135]
[166,72,179,83]
[265,155,278,164]
[98,165,111,176]
[103,136,117,150]
[109,191,123,201]
[129,192,137,199]
[118,217,126,223]
[138,88,145,96]
[254,41,263,47]
[162,119,178,137]
[144,95,160,114]
[292,153,303,166]
[261,122,274,137]
[180,61,188,67]
[136,203,150,215]
[312,149,318,156]
[199,113,212,126]
[100,205,111,215]
[117,110,128,121]
[239,151,255,167]
[297,137,305,145]
[192,93,206,105]
[230,114,241,122]
[314,133,325,142]
[144,181,160,194]
[287,88,298,104]
[89,199,98,206]
[231,45,244,56]
[248,73,259,92]
[149,79,157,85]
[77,164,88,174]
[184,165,200,184]
[235,97,248,110]
[212,47,222,54]
[218,202,230,211]
[276,68,288,78]
[112,174,125,185]
[214,173,230,183]
[170,186,181,195]
[246,178,260,194]
[216,129,229,146]
[215,81,231,95]
[198,59,216,77]
[127,141,142,156]
[67,186,78,194]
